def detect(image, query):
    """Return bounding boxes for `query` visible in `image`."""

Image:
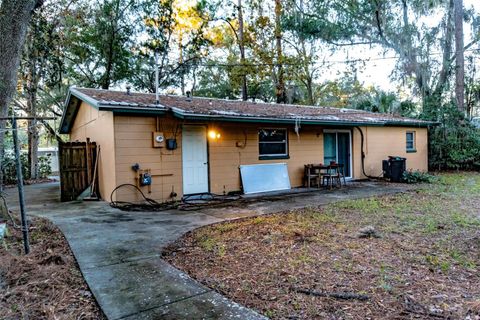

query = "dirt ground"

[0,216,104,320]
[164,173,480,319]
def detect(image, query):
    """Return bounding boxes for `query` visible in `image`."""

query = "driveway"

[3,181,413,319]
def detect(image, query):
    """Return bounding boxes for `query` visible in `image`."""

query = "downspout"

[354,126,382,180]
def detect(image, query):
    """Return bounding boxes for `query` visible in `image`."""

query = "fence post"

[12,117,30,254]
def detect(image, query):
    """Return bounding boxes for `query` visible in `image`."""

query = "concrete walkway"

[3,181,413,319]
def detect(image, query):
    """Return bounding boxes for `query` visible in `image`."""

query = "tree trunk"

[27,117,40,179]
[0,105,6,192]
[454,0,465,113]
[237,0,247,101]
[102,0,120,90]
[0,0,40,189]
[423,0,454,116]
[190,64,197,96]
[275,0,286,104]
[179,33,185,96]
[25,20,41,180]
[306,77,314,105]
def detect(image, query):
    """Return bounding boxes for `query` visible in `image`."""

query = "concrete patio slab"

[121,290,262,320]
[83,258,209,319]
[3,181,414,319]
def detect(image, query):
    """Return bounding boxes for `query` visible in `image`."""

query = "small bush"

[1,153,52,184]
[1,153,30,184]
[424,102,480,170]
[402,170,436,184]
[38,155,52,178]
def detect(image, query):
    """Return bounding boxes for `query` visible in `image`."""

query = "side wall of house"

[208,122,324,194]
[113,115,325,202]
[69,102,116,200]
[112,115,429,202]
[113,115,183,202]
[352,126,428,179]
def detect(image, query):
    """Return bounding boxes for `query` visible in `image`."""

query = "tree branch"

[39,119,63,142]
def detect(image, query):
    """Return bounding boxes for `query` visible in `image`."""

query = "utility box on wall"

[152,132,165,148]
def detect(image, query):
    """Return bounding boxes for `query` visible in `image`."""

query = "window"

[406,131,416,152]
[258,128,288,159]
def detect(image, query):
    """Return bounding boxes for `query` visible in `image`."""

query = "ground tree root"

[293,288,370,301]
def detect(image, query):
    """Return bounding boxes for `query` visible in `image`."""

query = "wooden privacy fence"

[59,140,97,201]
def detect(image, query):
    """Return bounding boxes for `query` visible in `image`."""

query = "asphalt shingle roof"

[60,87,436,133]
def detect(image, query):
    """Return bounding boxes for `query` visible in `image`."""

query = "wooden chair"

[321,164,342,189]
[321,166,335,189]
[337,164,347,186]
[304,164,321,188]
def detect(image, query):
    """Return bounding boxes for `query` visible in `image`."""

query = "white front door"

[182,126,209,194]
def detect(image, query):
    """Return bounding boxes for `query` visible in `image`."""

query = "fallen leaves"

[0,217,104,320]
[164,173,480,319]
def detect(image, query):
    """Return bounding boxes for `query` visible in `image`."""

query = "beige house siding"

[69,101,116,200]
[112,117,326,202]
[113,115,182,202]
[208,123,324,194]
[69,106,429,202]
[352,126,428,179]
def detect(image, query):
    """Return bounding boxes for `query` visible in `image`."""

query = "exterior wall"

[209,122,324,194]
[112,116,325,202]
[352,126,428,179]
[113,115,182,202]
[109,115,429,203]
[69,101,116,200]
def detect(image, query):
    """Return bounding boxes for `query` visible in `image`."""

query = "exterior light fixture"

[208,130,221,139]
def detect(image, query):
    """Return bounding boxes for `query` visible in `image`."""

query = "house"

[60,87,434,202]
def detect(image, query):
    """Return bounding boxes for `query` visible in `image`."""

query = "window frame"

[406,131,416,153]
[258,128,289,160]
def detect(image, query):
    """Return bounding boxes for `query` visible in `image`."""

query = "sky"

[154,0,479,97]
[341,0,480,92]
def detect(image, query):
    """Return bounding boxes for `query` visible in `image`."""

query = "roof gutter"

[384,120,440,127]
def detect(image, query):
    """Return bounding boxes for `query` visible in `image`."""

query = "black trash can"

[382,156,406,182]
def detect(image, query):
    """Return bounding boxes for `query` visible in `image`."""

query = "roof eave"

[59,87,101,134]
[59,88,168,134]
[103,106,167,115]
[60,89,436,133]
[58,90,73,134]
[70,87,101,108]
[383,120,439,127]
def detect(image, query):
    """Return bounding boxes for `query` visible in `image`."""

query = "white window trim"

[258,128,289,157]
[406,131,416,151]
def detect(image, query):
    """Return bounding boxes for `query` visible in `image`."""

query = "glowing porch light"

[208,130,221,139]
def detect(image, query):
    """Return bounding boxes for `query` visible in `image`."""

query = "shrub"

[402,170,436,184]
[1,153,30,185]
[38,155,52,178]
[423,102,480,170]
[1,153,52,185]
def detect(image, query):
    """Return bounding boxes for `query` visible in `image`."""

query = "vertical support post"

[12,118,30,254]
[85,137,92,187]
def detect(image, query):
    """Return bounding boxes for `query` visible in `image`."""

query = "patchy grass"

[0,217,104,320]
[163,173,480,319]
